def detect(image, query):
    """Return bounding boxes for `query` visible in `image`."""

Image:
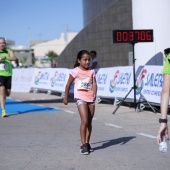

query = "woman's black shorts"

[0,76,12,89]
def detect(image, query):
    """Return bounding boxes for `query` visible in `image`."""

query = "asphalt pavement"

[0,92,170,170]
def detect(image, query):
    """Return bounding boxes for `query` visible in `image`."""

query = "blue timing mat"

[0,99,62,115]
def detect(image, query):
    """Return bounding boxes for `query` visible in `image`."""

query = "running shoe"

[87,143,94,152]
[2,110,7,117]
[80,145,83,152]
[80,143,89,155]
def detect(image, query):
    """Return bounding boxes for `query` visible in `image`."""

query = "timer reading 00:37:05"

[113,30,154,43]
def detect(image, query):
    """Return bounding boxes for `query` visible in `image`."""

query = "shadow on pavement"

[92,136,136,151]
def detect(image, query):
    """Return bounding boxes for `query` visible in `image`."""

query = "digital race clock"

[113,29,154,43]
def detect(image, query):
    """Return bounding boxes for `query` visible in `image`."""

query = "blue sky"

[1,0,83,47]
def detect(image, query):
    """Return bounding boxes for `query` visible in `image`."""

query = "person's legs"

[0,76,11,117]
[86,104,95,143]
[5,76,12,97]
[85,103,95,152]
[161,74,170,119]
[77,103,89,145]
[5,89,11,97]
[3,89,11,112]
[0,85,6,110]
[77,102,90,154]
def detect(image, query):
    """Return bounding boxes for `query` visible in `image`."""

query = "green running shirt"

[0,47,13,76]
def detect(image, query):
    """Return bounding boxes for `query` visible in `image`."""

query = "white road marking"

[137,133,156,139]
[64,110,75,114]
[105,123,123,129]
[15,100,21,102]
[37,104,44,107]
[53,107,60,110]
[31,98,36,100]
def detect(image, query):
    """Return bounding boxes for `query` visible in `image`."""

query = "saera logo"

[34,71,42,85]
[109,70,119,93]
[50,71,58,87]
[50,72,67,87]
[136,69,147,94]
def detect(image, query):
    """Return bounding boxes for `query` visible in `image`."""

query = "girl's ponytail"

[74,60,79,68]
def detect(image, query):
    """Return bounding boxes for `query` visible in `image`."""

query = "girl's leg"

[161,74,170,119]
[86,104,95,143]
[77,104,89,145]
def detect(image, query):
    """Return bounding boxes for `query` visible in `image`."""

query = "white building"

[31,32,78,58]
[132,0,170,66]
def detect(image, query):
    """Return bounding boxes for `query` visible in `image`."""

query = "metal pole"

[132,43,137,110]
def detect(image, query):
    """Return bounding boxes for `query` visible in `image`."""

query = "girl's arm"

[92,76,97,101]
[63,75,74,105]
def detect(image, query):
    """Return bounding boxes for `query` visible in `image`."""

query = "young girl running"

[63,50,97,155]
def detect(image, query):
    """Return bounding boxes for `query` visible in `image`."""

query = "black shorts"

[0,76,12,89]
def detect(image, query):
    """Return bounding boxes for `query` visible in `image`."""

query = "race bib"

[0,63,8,70]
[77,78,92,90]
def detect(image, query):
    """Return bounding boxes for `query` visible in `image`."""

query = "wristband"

[159,118,168,123]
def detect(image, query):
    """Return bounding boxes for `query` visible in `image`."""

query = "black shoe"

[80,144,89,155]
[87,143,94,152]
[80,145,83,152]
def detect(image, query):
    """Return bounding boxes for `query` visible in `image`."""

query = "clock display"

[113,29,153,43]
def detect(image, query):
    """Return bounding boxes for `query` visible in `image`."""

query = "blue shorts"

[76,99,95,106]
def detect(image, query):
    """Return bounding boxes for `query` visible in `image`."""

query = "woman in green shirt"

[0,37,16,117]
